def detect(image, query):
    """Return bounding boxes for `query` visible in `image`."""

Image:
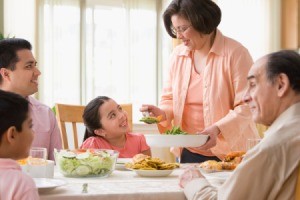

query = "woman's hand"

[139,104,166,121]
[179,166,204,188]
[195,125,220,150]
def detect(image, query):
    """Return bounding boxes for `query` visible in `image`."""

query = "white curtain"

[38,0,160,123]
[84,0,158,115]
[38,0,81,106]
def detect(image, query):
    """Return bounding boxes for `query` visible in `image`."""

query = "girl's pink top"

[81,132,150,158]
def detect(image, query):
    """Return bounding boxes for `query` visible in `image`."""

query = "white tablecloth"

[39,168,186,200]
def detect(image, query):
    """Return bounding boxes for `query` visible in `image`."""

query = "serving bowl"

[55,149,119,177]
[144,134,209,147]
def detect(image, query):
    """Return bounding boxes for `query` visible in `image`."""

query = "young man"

[179,50,300,199]
[0,90,39,199]
[0,38,62,160]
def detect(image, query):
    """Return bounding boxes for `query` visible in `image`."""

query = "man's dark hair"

[0,89,29,142]
[266,50,300,94]
[0,38,32,83]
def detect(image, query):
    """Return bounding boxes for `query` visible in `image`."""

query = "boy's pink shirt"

[80,132,150,158]
[0,159,39,200]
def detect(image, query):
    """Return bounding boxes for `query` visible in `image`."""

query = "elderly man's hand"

[195,125,220,150]
[179,166,204,188]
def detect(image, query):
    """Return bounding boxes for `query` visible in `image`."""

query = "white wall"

[4,0,36,53]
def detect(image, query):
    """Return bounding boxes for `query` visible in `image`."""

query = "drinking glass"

[246,138,261,151]
[27,147,47,178]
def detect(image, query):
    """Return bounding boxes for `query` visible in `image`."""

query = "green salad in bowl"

[55,149,119,177]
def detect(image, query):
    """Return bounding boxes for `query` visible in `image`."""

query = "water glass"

[27,147,47,178]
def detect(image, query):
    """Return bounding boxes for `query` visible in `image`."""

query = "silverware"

[82,183,88,193]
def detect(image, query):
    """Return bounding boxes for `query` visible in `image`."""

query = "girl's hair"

[82,96,111,141]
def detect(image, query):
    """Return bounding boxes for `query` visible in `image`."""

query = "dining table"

[38,165,227,200]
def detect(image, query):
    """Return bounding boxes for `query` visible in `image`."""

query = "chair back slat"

[72,122,79,149]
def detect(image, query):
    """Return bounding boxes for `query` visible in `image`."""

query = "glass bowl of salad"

[55,149,119,177]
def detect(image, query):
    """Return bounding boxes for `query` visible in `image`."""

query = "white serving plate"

[144,134,209,147]
[130,169,174,177]
[34,178,67,193]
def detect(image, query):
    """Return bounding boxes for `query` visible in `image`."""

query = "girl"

[81,96,151,158]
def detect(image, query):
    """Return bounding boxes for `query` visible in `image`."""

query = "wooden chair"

[55,103,132,149]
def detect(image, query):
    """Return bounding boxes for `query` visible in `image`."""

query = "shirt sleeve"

[20,189,40,200]
[214,46,259,149]
[81,137,101,149]
[157,49,178,133]
[48,108,62,160]
[18,174,40,200]
[139,134,151,152]
[184,148,278,200]
[184,178,218,200]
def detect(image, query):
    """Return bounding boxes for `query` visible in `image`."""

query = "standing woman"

[140,0,259,163]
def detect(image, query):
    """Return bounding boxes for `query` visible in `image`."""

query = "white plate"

[131,169,174,177]
[144,134,209,147]
[117,158,132,164]
[199,167,233,174]
[116,158,132,170]
[34,178,67,193]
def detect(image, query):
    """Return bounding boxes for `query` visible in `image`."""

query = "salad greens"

[165,126,188,135]
[56,149,118,177]
[139,115,162,124]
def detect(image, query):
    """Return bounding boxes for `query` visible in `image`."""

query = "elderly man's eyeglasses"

[171,25,192,35]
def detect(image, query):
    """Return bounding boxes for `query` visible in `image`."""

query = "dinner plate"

[199,167,233,174]
[116,158,132,170]
[144,134,209,147]
[130,169,174,177]
[34,178,67,193]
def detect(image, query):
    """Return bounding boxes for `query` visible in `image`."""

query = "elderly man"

[179,50,300,199]
[0,38,62,160]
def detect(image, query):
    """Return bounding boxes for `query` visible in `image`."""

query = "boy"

[0,89,39,199]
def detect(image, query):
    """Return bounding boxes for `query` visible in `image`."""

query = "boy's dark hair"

[0,38,32,83]
[0,89,29,142]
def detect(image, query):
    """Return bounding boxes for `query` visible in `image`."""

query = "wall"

[0,0,3,33]
[3,0,36,53]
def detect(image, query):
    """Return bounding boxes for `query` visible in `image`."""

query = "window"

[38,0,170,123]
[38,0,279,124]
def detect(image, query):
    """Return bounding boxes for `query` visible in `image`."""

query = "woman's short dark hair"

[0,38,32,83]
[0,89,29,142]
[163,0,221,38]
[82,96,111,141]
[266,50,300,94]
